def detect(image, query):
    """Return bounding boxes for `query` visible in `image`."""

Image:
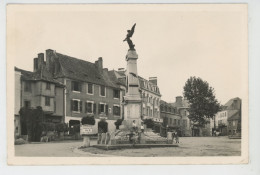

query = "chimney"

[46,49,54,73]
[95,57,103,72]
[149,77,157,85]
[233,99,239,110]
[33,57,38,72]
[38,53,44,70]
[176,96,183,107]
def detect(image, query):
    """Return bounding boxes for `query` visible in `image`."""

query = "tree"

[81,115,96,147]
[19,106,45,141]
[183,77,220,126]
[114,119,123,130]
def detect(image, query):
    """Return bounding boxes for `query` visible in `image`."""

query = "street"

[15,136,241,157]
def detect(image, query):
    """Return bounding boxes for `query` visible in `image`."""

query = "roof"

[170,99,189,108]
[15,66,64,87]
[227,111,241,121]
[112,70,161,96]
[138,76,161,95]
[223,97,241,110]
[53,53,120,89]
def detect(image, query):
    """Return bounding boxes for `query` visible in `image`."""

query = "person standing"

[175,131,179,144]
[141,122,144,133]
[132,120,137,132]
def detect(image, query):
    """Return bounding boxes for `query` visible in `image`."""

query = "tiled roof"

[223,97,241,110]
[15,67,64,87]
[54,53,120,89]
[227,111,240,121]
[170,99,189,108]
[112,70,161,95]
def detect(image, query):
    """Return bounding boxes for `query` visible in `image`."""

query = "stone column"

[123,50,142,129]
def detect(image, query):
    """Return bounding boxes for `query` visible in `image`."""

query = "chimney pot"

[149,77,157,85]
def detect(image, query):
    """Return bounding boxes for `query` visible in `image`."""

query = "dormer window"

[72,81,81,92]
[87,83,94,95]
[100,85,106,97]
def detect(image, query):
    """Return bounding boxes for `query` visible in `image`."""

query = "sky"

[8,4,248,104]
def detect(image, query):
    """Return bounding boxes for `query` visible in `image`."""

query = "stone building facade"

[14,66,65,136]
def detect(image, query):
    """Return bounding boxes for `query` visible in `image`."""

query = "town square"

[9,4,246,161]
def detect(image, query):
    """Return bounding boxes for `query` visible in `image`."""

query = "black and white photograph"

[6,4,248,165]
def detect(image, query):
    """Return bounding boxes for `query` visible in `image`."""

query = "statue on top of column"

[123,23,136,51]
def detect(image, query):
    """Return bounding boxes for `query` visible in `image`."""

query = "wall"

[54,87,64,117]
[15,71,21,115]
[65,78,122,120]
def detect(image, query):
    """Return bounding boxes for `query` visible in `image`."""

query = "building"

[214,97,242,136]
[170,96,192,136]
[110,69,162,124]
[14,65,65,136]
[160,100,182,135]
[34,49,125,133]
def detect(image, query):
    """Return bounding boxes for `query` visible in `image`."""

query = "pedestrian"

[172,131,175,143]
[175,131,179,144]
[214,130,216,137]
[132,120,137,132]
[141,122,144,133]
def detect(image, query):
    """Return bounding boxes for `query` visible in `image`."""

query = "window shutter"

[113,90,115,98]
[113,106,115,115]
[98,104,101,114]
[105,104,108,115]
[119,107,121,116]
[93,103,96,114]
[71,100,74,111]
[80,101,82,112]
[85,102,87,113]
[118,90,121,99]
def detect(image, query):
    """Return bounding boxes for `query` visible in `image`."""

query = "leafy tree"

[19,106,45,141]
[114,119,123,129]
[98,119,108,133]
[81,115,95,125]
[183,77,220,126]
[143,119,154,128]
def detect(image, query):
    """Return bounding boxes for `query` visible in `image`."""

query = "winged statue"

[123,23,136,50]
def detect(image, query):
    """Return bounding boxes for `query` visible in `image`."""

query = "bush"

[144,119,154,128]
[15,138,27,145]
[41,122,56,132]
[55,123,68,132]
[98,119,108,133]
[114,119,123,129]
[81,115,95,125]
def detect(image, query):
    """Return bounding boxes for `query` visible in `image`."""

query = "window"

[113,105,120,116]
[100,85,106,97]
[24,82,31,92]
[71,81,81,92]
[46,82,51,90]
[85,101,94,113]
[99,103,108,115]
[114,89,120,99]
[178,120,180,126]
[87,83,93,94]
[71,99,82,112]
[174,119,177,125]
[24,100,30,108]
[45,97,50,106]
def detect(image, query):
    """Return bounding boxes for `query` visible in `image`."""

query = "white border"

[1,1,260,175]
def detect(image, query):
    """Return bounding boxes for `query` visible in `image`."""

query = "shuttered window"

[71,99,82,112]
